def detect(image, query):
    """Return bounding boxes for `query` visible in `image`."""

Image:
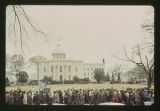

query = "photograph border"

[0,0,160,111]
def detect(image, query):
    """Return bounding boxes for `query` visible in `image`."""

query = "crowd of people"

[5,87,154,105]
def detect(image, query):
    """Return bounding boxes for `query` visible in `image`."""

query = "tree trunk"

[118,73,121,82]
[147,72,152,89]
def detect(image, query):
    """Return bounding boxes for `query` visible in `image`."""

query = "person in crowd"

[124,91,129,104]
[64,91,69,104]
[117,91,122,103]
[143,90,149,101]
[46,92,53,105]
[33,92,40,105]
[58,90,63,104]
[74,90,80,105]
[111,91,115,102]
[6,92,9,104]
[55,91,60,103]
[134,92,141,105]
[127,90,134,105]
[23,91,27,105]
[27,91,33,105]
[6,87,154,105]
[8,93,14,105]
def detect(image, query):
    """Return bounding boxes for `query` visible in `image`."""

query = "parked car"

[139,82,147,85]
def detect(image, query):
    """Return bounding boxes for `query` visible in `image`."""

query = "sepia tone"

[5,5,154,105]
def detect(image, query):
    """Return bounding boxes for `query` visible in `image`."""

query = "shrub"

[28,80,38,85]
[127,81,135,84]
[64,80,75,84]
[110,81,121,84]
[73,76,90,84]
[50,81,62,84]
[16,71,29,83]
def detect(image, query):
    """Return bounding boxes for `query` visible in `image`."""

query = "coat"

[27,93,33,105]
[23,94,27,104]
[33,95,40,105]
[5,94,9,104]
[74,93,79,105]
[134,94,140,102]
[112,93,115,102]
[47,97,53,105]
[8,94,14,105]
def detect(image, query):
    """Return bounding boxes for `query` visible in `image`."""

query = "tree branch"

[12,5,23,54]
[113,55,130,62]
[149,62,154,71]
[137,44,149,73]
[18,5,48,42]
[13,6,17,47]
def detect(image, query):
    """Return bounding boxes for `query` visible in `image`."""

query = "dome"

[52,42,66,59]
[53,43,65,54]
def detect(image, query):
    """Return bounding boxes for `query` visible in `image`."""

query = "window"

[60,75,62,81]
[64,65,67,73]
[55,65,58,73]
[68,65,71,72]
[51,66,53,72]
[44,67,46,72]
[84,68,85,71]
[60,65,62,72]
[75,67,78,72]
[88,68,89,71]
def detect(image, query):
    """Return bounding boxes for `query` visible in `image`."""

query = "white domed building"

[38,42,105,82]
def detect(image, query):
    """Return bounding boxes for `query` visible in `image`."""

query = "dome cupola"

[52,38,66,60]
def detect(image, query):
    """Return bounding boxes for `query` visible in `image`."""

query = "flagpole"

[38,62,40,92]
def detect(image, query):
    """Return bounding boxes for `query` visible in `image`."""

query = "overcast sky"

[6,5,154,72]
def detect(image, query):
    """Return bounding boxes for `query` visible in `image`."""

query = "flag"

[39,81,46,89]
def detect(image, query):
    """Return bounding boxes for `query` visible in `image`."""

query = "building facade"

[38,43,105,82]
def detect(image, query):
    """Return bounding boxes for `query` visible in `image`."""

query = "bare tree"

[114,8,154,89]
[10,55,24,82]
[110,64,124,82]
[115,45,154,89]
[29,55,47,83]
[7,5,48,55]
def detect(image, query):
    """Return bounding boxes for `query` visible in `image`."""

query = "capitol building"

[38,43,105,82]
